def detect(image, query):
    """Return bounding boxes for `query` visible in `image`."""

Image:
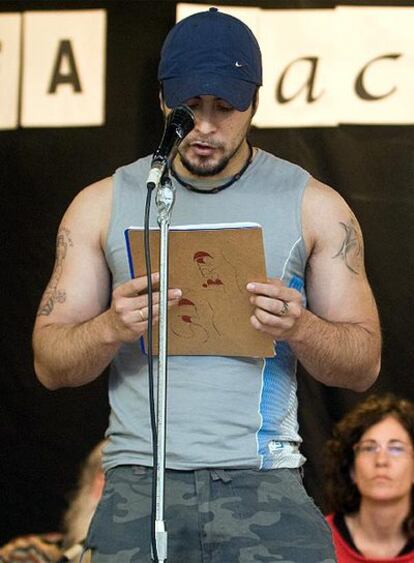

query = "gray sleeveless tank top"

[103,149,310,471]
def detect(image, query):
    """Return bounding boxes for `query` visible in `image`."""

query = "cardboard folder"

[125,223,275,357]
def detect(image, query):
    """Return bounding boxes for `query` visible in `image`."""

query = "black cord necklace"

[171,142,254,194]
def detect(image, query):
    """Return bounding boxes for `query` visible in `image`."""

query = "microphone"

[146,105,195,190]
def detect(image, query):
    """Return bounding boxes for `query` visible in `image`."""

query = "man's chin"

[180,156,228,178]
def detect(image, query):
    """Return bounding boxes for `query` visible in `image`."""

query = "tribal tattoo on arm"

[37,227,73,316]
[332,217,363,274]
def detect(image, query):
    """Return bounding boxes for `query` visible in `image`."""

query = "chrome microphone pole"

[152,168,175,563]
[146,104,194,562]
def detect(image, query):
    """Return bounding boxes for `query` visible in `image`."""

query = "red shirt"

[326,514,414,563]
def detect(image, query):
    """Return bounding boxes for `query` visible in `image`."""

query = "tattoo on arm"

[37,227,73,316]
[332,217,363,274]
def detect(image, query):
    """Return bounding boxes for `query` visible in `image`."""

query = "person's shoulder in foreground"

[0,441,105,563]
[0,532,63,562]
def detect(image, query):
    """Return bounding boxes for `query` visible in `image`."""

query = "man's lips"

[189,143,217,157]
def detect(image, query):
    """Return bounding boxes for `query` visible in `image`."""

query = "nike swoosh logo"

[235,62,243,67]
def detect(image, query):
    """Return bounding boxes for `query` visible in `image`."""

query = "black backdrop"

[1,0,413,544]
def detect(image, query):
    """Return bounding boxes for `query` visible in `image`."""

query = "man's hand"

[247,278,303,340]
[108,272,182,344]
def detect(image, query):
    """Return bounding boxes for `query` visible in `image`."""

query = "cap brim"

[162,73,256,112]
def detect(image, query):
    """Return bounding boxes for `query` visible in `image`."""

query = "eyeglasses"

[354,440,413,458]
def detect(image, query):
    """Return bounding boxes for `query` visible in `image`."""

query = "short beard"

[178,137,246,178]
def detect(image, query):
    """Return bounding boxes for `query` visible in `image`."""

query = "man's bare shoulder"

[302,176,358,251]
[72,176,113,210]
[304,176,351,219]
[62,176,113,245]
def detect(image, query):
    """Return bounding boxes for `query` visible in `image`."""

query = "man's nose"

[194,111,217,136]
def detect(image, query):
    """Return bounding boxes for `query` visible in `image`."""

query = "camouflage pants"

[83,465,335,563]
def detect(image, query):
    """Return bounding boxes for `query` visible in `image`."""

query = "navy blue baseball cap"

[158,7,262,112]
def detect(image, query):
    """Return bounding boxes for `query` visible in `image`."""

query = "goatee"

[178,138,246,178]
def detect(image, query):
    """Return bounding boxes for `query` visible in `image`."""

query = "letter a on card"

[21,10,106,127]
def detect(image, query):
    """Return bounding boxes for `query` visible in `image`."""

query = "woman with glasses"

[324,394,414,562]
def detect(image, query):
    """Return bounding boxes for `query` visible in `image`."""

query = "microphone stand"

[152,166,176,562]
[145,104,194,561]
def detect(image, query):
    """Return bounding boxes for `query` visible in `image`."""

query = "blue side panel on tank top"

[258,275,304,468]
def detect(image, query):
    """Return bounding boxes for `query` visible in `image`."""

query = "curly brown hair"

[324,393,414,537]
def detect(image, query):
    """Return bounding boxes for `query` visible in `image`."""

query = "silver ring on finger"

[277,300,289,317]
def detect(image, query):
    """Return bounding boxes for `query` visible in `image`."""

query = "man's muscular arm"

[33,180,116,389]
[247,178,381,391]
[33,178,181,390]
